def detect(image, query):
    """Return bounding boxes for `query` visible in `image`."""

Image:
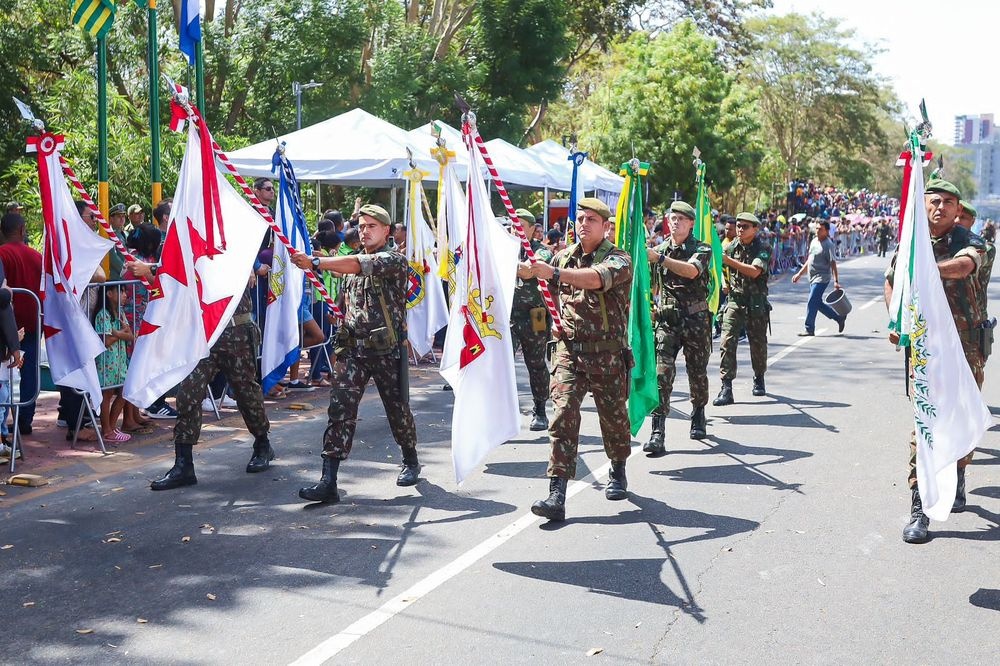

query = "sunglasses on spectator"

[257,186,274,192]
[736,223,753,230]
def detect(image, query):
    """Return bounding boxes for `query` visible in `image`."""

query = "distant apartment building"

[954,113,1000,218]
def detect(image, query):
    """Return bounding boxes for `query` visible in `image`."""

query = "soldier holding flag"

[643,200,713,454]
[292,204,419,504]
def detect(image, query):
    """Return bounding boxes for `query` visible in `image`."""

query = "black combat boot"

[150,443,197,491]
[643,415,665,455]
[713,381,734,406]
[953,466,967,513]
[902,487,930,544]
[531,477,567,521]
[529,399,549,431]
[298,456,340,503]
[689,407,707,440]
[246,435,275,473]
[396,447,421,486]
[605,460,628,500]
[752,375,766,397]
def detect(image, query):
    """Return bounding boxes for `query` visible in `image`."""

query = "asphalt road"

[2,250,999,664]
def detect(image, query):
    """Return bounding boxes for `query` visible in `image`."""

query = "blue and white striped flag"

[261,149,310,395]
[178,0,201,65]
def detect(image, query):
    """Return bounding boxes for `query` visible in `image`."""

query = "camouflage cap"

[578,196,612,220]
[668,201,696,220]
[127,204,143,215]
[925,179,961,199]
[5,201,23,212]
[358,203,391,226]
[960,199,978,218]
[514,208,536,225]
[109,203,127,216]
[736,212,760,226]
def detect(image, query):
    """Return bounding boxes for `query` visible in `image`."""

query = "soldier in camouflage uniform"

[519,197,633,521]
[957,200,995,332]
[643,201,712,455]
[888,181,987,543]
[149,285,274,491]
[510,208,553,431]
[292,204,419,504]
[713,212,771,406]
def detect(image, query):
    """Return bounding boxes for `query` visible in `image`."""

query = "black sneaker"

[837,317,846,333]
[145,404,179,419]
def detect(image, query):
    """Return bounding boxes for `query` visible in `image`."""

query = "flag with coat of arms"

[403,167,449,357]
[439,133,520,483]
[124,90,268,408]
[28,132,114,408]
[887,132,992,521]
[260,147,310,395]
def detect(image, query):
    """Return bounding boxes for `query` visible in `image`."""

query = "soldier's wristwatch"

[311,256,321,271]
[551,268,561,283]
[657,252,666,265]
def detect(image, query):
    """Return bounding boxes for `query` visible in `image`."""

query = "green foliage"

[575,21,760,205]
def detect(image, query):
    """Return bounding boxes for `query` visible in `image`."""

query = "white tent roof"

[226,108,438,186]
[526,140,625,194]
[483,138,551,191]
[406,121,471,182]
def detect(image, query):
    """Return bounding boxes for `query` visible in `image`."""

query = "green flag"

[694,162,724,317]
[70,0,116,39]
[618,160,658,436]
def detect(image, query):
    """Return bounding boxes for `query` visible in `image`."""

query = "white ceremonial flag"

[404,168,449,357]
[28,133,114,408]
[888,138,991,521]
[439,136,520,484]
[435,150,467,297]
[125,108,267,407]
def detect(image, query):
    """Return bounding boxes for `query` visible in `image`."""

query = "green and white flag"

[70,0,116,39]
[888,133,990,521]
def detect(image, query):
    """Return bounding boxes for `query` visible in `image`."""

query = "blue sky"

[766,0,998,144]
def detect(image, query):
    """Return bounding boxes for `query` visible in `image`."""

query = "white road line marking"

[858,295,884,311]
[289,462,613,666]
[769,328,826,366]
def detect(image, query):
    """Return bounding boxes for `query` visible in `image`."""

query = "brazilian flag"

[615,160,658,436]
[70,0,116,39]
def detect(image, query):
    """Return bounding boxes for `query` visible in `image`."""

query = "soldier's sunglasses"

[736,223,753,230]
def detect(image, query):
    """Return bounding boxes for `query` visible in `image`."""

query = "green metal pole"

[96,37,109,217]
[148,0,161,206]
[196,38,206,115]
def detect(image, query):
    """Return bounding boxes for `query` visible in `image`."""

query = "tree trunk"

[224,24,271,133]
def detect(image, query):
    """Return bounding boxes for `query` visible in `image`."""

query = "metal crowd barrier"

[5,288,41,472]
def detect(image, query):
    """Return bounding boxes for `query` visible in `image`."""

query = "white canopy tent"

[407,121,471,182]
[526,139,625,194]
[482,138,552,191]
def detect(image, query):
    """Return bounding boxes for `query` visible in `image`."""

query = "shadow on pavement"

[969,588,1000,611]
[650,436,808,492]
[495,492,759,624]
[931,504,1000,541]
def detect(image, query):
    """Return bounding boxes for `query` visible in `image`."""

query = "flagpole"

[195,37,206,115]
[148,0,162,206]
[95,35,110,220]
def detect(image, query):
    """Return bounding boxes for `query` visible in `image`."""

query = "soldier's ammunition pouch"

[979,318,996,359]
[529,306,548,333]
[334,327,397,356]
[656,299,709,326]
[622,346,635,371]
[730,293,770,315]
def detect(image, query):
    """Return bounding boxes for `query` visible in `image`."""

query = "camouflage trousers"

[174,324,269,445]
[653,310,712,415]
[718,301,769,382]
[547,348,631,479]
[908,334,985,489]
[511,310,549,402]
[323,349,416,460]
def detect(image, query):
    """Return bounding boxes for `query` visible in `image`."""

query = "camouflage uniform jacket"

[550,239,632,374]
[341,242,408,352]
[724,237,770,302]
[652,234,711,311]
[513,240,554,312]
[977,242,996,319]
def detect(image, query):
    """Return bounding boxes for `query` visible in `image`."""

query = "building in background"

[954,113,1000,219]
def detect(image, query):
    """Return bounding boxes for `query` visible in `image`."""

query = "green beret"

[669,201,696,220]
[514,208,536,225]
[359,203,391,226]
[960,200,978,218]
[925,179,961,199]
[109,203,127,215]
[736,212,760,226]
[578,196,612,220]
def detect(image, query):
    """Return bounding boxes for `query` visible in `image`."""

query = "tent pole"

[391,186,397,222]
[543,186,549,231]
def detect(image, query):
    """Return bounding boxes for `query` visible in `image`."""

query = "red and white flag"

[439,135,520,483]
[28,132,114,408]
[124,106,267,407]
